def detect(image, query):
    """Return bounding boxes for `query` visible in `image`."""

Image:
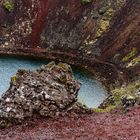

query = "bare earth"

[0,107,140,140]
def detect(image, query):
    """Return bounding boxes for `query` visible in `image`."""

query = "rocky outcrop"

[0,0,140,86]
[39,0,140,83]
[99,80,140,111]
[0,62,90,128]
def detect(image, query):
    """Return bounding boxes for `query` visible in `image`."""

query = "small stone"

[121,95,136,108]
[6,107,11,112]
[87,51,91,55]
[4,42,9,46]
[98,6,108,15]
[45,94,50,99]
[5,34,9,37]
[91,11,100,19]
[83,16,87,21]
[5,98,10,102]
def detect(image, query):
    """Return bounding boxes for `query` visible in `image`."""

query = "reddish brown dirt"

[31,0,49,48]
[0,107,140,140]
[31,0,61,48]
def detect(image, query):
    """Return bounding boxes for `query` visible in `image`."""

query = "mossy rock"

[58,62,72,73]
[122,48,137,62]
[98,80,140,111]
[110,80,140,107]
[46,61,55,69]
[126,55,140,68]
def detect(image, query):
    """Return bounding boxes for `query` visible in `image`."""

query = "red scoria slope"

[0,107,140,140]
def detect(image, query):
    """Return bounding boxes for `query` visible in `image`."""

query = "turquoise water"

[0,57,107,108]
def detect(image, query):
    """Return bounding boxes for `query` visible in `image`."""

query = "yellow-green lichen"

[95,8,114,38]
[58,62,72,72]
[82,7,115,50]
[95,80,140,112]
[11,75,17,82]
[46,61,55,69]
[122,48,137,62]
[93,105,116,113]
[3,0,14,12]
[95,20,110,38]
[103,8,114,20]
[126,55,140,68]
[111,80,140,104]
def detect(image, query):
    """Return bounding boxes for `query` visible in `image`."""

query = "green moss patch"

[3,0,14,12]
[111,80,140,105]
[94,105,116,113]
[94,80,140,113]
[81,0,92,4]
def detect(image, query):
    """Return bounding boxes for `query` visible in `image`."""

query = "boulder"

[121,95,136,108]
[0,61,91,128]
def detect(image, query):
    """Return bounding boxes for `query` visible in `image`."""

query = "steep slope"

[0,0,140,85]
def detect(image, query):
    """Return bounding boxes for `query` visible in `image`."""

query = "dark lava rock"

[0,61,91,128]
[121,95,136,108]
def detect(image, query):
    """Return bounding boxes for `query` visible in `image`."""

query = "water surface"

[0,56,107,108]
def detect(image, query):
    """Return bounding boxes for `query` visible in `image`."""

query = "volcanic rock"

[0,62,90,128]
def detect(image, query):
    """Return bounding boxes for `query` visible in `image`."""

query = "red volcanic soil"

[0,107,140,140]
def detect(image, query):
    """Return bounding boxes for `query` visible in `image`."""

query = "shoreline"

[0,47,121,91]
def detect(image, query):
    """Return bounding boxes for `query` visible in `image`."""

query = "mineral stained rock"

[0,62,90,128]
